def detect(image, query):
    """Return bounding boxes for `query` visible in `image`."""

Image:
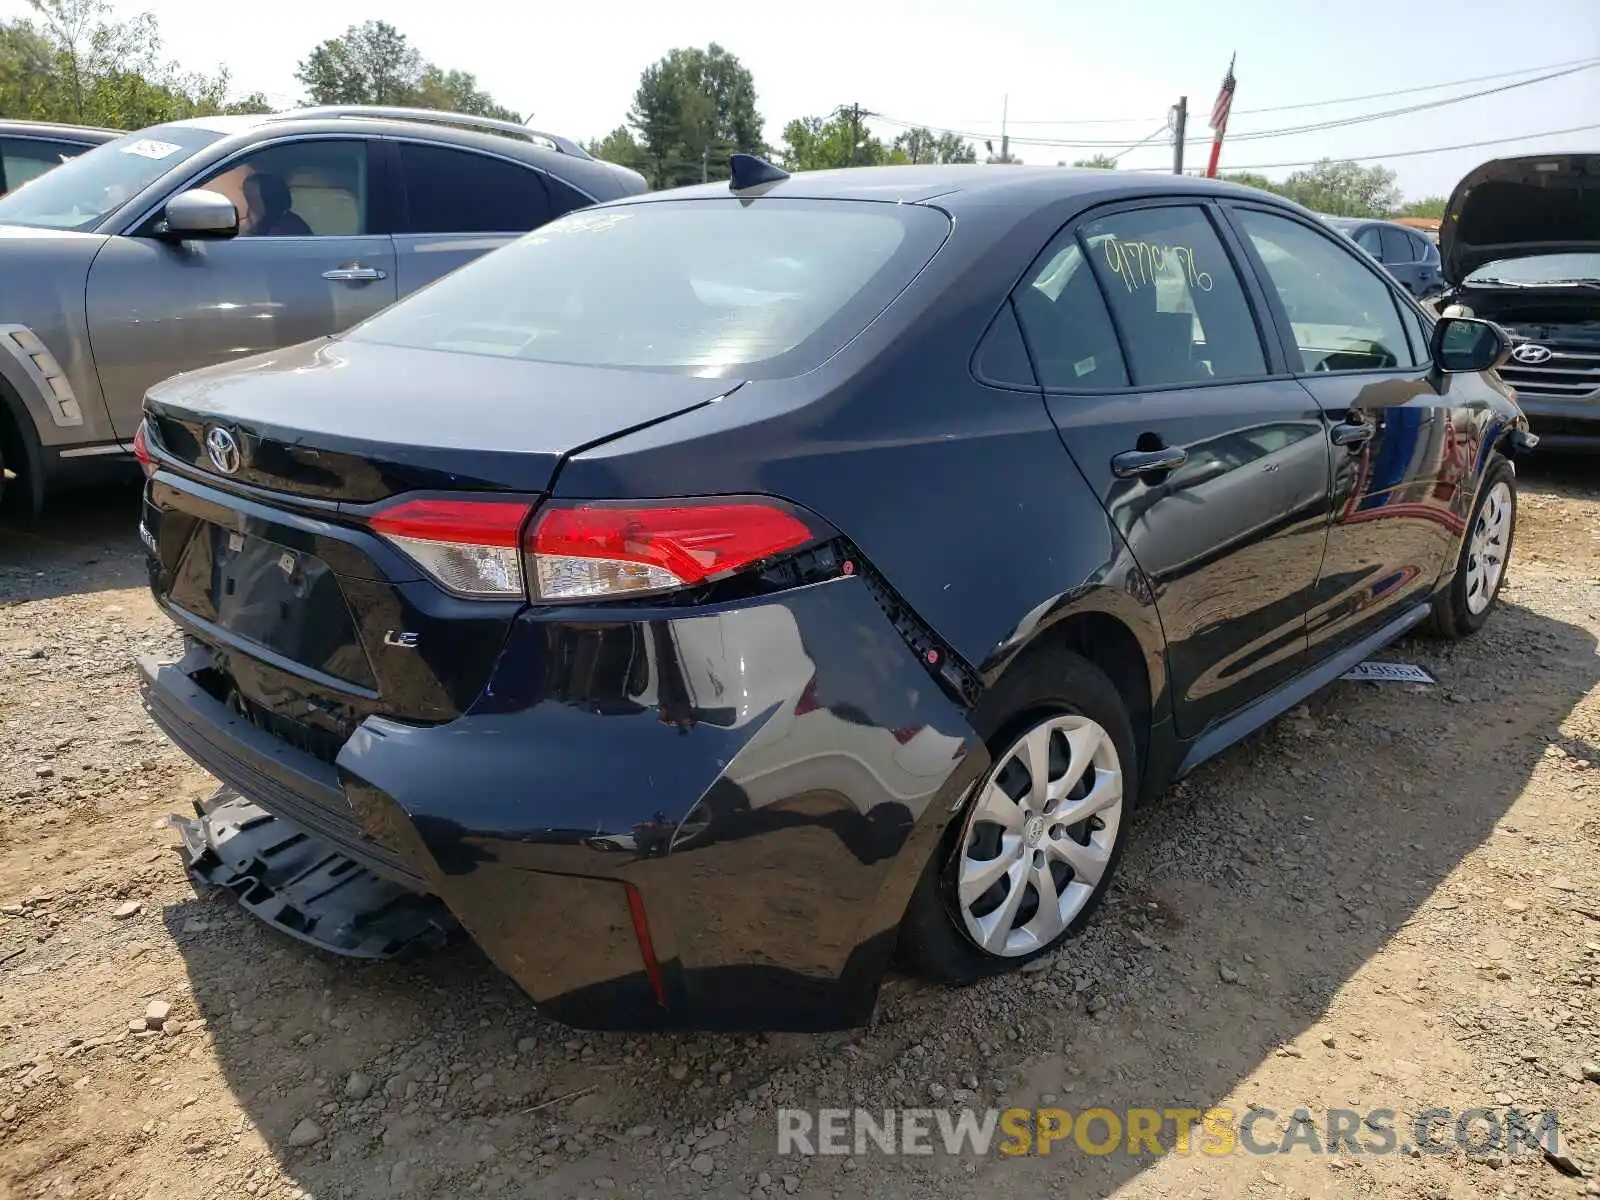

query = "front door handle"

[1330,420,1375,447]
[1111,446,1188,478]
[322,265,387,282]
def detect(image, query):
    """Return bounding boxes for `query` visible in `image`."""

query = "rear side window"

[1234,209,1421,372]
[1080,205,1267,386]
[348,198,951,379]
[1012,235,1128,388]
[400,143,552,234]
[0,138,87,193]
[1380,226,1414,264]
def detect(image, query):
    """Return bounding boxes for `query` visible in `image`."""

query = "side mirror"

[1430,315,1510,374]
[161,189,238,240]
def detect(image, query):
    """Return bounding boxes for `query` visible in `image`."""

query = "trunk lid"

[1440,153,1600,285]
[142,337,739,738]
[145,337,736,502]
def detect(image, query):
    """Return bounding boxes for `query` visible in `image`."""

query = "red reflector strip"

[528,501,813,588]
[623,882,668,1009]
[369,498,531,547]
[132,420,154,476]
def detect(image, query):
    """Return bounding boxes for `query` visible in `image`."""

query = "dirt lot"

[2,461,1599,1200]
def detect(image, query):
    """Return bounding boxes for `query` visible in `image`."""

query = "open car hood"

[1441,153,1600,285]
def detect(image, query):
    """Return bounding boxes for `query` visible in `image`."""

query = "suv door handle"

[322,265,387,282]
[1330,420,1375,447]
[1111,446,1188,478]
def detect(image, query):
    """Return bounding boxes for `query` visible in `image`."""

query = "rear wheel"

[898,647,1135,984]
[1426,458,1516,639]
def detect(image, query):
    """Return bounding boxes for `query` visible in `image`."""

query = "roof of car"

[161,107,591,161]
[620,165,1303,211]
[0,119,121,142]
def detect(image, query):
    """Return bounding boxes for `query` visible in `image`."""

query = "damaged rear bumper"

[140,576,987,1031]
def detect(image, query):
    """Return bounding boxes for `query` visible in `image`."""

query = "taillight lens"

[525,499,816,602]
[132,419,155,478]
[369,497,532,598]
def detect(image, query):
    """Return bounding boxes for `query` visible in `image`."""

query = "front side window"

[196,140,368,237]
[0,125,221,231]
[1080,205,1267,386]
[1355,226,1383,259]
[1234,209,1419,372]
[346,198,950,379]
[399,143,553,234]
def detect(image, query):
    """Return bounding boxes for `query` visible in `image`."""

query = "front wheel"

[897,648,1135,984]
[1426,458,1516,638]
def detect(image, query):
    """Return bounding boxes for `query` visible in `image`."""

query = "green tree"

[583,125,648,172]
[1275,159,1402,217]
[627,44,762,187]
[1071,154,1118,169]
[1393,194,1446,219]
[779,110,897,171]
[294,21,519,119]
[892,126,975,165]
[0,0,265,128]
[1220,170,1289,197]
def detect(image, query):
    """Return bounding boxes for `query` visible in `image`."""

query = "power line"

[1123,121,1600,173]
[912,56,1600,127]
[869,60,1597,150]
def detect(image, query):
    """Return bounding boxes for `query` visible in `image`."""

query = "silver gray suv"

[0,106,646,515]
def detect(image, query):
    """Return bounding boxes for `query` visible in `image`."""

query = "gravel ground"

[1,460,1599,1200]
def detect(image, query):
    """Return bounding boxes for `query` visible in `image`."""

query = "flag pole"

[1206,53,1236,179]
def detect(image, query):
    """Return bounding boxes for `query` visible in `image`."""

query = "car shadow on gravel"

[0,483,146,604]
[156,598,1598,1199]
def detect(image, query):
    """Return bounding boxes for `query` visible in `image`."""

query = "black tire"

[897,645,1137,984]
[1425,456,1517,639]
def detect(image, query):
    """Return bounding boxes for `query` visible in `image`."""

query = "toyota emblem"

[1511,343,1553,365]
[204,426,241,475]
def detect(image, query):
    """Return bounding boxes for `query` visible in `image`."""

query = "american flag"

[1210,55,1237,133]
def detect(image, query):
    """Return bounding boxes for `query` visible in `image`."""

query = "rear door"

[85,136,397,437]
[1022,199,1332,737]
[388,140,575,297]
[1225,204,1462,659]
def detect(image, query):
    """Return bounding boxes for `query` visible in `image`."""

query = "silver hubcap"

[956,714,1124,958]
[1465,481,1513,616]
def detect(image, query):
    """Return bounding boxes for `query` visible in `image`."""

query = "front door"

[1019,201,1332,737]
[85,137,397,437]
[1226,205,1462,658]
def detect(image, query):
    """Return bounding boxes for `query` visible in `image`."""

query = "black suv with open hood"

[1437,153,1600,449]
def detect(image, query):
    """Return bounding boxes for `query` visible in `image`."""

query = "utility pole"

[842,103,865,167]
[1000,92,1010,163]
[1171,95,1187,175]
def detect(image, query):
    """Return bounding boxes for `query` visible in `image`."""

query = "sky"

[7,0,1599,200]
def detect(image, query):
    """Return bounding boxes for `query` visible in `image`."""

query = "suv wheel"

[898,648,1135,983]
[1427,458,1516,638]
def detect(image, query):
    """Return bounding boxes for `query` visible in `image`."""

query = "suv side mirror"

[1431,315,1511,373]
[161,189,238,240]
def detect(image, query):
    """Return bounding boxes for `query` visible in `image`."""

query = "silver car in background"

[0,106,646,515]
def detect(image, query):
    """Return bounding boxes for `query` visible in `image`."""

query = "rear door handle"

[1111,447,1188,478]
[322,266,387,282]
[1330,420,1375,447]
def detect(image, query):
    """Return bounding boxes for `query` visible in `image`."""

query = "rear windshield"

[0,125,222,232]
[345,198,950,378]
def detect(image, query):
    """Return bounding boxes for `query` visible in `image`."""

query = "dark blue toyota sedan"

[134,158,1530,1031]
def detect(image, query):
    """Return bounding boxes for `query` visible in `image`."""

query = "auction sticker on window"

[119,139,182,160]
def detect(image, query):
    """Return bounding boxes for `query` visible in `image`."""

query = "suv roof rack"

[273,106,590,159]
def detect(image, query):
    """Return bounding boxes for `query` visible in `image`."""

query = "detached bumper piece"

[170,789,457,959]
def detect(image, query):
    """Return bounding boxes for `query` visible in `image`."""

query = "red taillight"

[132,420,155,478]
[369,497,532,598]
[525,499,815,602]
